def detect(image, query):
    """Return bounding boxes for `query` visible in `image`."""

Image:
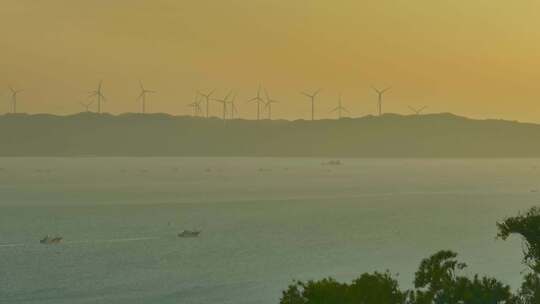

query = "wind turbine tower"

[372,86,391,116]
[249,85,265,120]
[198,89,215,118]
[9,87,23,114]
[302,89,321,121]
[331,94,349,119]
[188,94,203,116]
[187,102,202,116]
[213,91,232,121]
[137,81,157,114]
[89,81,106,114]
[264,89,278,120]
[227,92,238,119]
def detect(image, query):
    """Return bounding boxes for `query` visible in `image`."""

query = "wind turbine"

[198,89,215,118]
[372,86,391,116]
[227,92,238,119]
[248,85,265,120]
[264,89,278,120]
[187,101,202,116]
[137,81,156,114]
[188,94,203,116]
[80,100,94,113]
[89,81,106,114]
[331,93,349,119]
[302,89,321,121]
[408,105,427,115]
[213,91,232,121]
[9,86,23,114]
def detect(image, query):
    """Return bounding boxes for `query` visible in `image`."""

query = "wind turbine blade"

[313,89,321,96]
[301,92,311,98]
[382,87,392,93]
[264,89,270,101]
[342,107,350,113]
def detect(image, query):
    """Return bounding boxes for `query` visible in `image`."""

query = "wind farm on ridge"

[3,81,406,121]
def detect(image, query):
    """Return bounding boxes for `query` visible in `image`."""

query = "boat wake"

[0,236,160,249]
[64,236,160,245]
[89,237,159,243]
[0,243,26,248]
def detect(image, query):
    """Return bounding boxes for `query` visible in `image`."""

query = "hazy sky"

[1,0,540,121]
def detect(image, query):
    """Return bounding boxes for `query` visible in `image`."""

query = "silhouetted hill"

[1,112,539,157]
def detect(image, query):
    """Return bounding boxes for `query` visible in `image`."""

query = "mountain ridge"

[1,112,538,157]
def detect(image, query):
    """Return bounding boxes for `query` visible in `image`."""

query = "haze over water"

[0,157,538,304]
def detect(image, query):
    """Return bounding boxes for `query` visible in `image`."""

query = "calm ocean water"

[0,157,539,303]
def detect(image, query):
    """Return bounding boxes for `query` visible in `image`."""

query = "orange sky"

[1,0,540,121]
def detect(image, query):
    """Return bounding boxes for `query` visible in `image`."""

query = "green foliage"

[347,272,408,304]
[515,273,540,304]
[279,272,406,304]
[280,251,515,304]
[497,207,540,273]
[412,250,513,304]
[414,250,467,291]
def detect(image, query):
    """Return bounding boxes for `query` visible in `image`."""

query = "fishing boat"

[178,230,201,238]
[40,235,63,244]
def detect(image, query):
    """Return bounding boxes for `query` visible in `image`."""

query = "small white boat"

[178,230,201,238]
[40,235,63,244]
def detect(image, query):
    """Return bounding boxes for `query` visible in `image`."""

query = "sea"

[0,157,538,303]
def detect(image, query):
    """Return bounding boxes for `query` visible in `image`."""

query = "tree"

[347,272,408,304]
[279,272,406,304]
[497,207,540,273]
[515,273,540,304]
[412,250,513,304]
[498,207,540,303]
